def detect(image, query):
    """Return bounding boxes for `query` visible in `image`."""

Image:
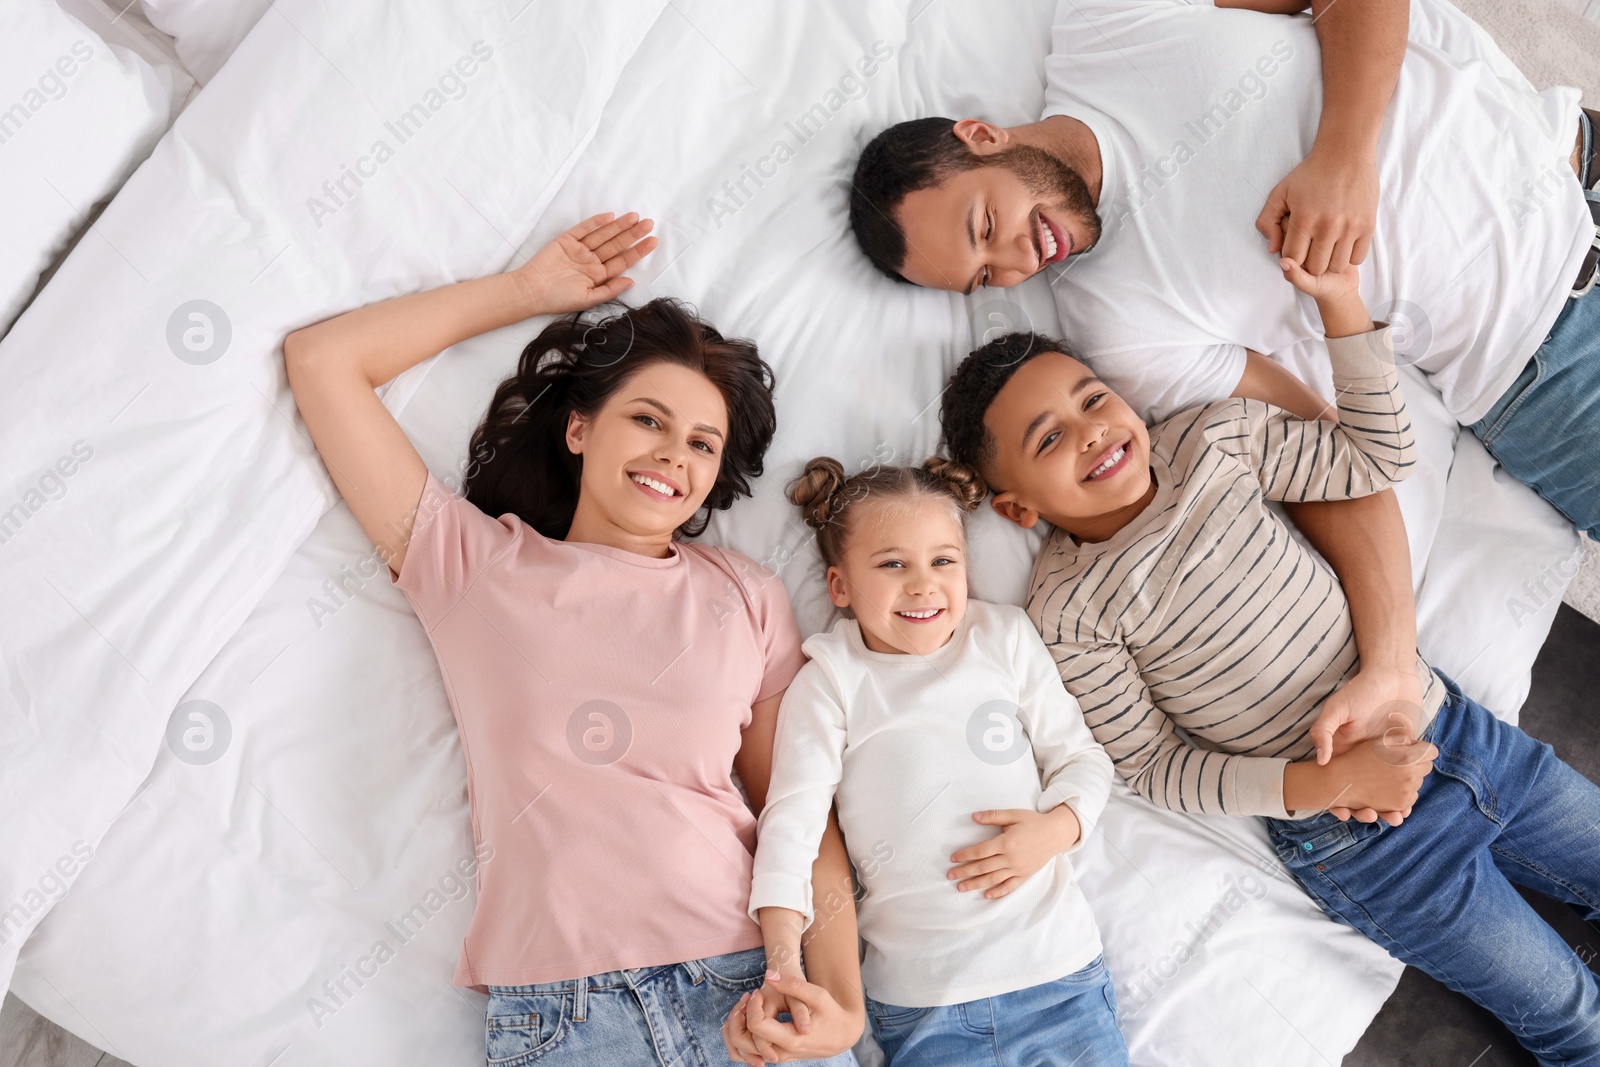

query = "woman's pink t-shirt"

[392,472,804,991]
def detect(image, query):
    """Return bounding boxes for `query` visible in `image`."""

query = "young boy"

[937,257,1600,1064]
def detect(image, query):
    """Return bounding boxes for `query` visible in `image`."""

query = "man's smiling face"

[895,141,1102,292]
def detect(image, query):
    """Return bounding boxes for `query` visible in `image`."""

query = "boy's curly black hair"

[940,331,1075,481]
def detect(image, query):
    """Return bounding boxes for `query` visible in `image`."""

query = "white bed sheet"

[3,1,1581,1065]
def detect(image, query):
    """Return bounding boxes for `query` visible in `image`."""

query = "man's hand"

[947,805,1081,899]
[1310,666,1425,765]
[722,974,864,1065]
[1255,147,1379,277]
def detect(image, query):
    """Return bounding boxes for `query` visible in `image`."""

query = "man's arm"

[1222,0,1409,275]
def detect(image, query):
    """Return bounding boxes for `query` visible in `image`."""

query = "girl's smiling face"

[825,494,969,656]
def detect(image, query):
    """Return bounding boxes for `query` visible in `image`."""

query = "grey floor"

[0,996,127,1067]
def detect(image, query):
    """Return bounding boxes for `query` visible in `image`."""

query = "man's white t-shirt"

[1041,0,1591,424]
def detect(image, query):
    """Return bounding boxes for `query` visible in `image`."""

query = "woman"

[284,212,862,1067]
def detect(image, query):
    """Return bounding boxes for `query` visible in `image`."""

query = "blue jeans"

[1471,283,1600,538]
[1267,673,1600,1066]
[484,947,858,1067]
[863,955,1129,1067]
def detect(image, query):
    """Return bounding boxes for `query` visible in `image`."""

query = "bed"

[0,1,1583,1065]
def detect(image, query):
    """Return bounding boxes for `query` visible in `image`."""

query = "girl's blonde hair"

[786,455,988,568]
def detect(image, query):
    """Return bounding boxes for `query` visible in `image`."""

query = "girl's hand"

[947,805,1081,900]
[511,211,658,316]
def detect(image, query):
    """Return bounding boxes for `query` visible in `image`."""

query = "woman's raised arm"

[283,213,656,574]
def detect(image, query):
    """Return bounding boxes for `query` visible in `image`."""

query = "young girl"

[728,456,1126,1067]
[283,212,861,1067]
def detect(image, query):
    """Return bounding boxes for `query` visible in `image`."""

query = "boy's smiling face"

[981,351,1157,543]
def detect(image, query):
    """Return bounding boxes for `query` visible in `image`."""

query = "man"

[849,0,1598,541]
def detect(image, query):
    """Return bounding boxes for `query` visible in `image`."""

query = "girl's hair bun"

[787,456,850,530]
[922,456,988,513]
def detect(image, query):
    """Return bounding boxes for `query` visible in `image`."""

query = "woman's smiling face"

[565,360,729,540]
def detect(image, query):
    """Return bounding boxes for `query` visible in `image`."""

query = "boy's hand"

[1322,731,1437,824]
[511,211,657,316]
[947,806,1081,899]
[1280,256,1372,339]
[1279,256,1360,303]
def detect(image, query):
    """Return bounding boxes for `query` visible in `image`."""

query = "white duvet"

[0,0,191,336]
[0,1,1580,1065]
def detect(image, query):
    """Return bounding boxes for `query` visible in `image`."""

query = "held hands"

[1255,147,1379,277]
[1296,699,1436,827]
[946,805,1082,900]
[722,914,862,1066]
[510,211,658,316]
[1279,254,1359,304]
[1320,729,1437,826]
[1279,254,1370,339]
[1309,666,1427,824]
[722,970,862,1066]
[1311,666,1426,764]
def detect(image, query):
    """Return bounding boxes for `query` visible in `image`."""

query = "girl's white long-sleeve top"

[749,599,1114,1007]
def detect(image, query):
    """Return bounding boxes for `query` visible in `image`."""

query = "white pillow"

[135,0,273,84]
[0,3,180,334]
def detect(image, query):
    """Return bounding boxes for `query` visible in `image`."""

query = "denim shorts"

[484,946,858,1067]
[862,954,1128,1067]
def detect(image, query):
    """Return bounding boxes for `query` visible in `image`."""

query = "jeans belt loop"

[572,973,587,1022]
[681,956,706,984]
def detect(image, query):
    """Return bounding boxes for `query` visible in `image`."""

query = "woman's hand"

[723,973,864,1064]
[510,211,658,316]
[947,805,1080,900]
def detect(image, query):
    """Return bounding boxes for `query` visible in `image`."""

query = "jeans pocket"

[485,990,569,1065]
[865,991,930,1028]
[1477,350,1546,447]
[697,947,769,991]
[1102,974,1120,1024]
[1272,815,1386,872]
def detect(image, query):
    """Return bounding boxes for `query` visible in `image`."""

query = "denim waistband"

[489,952,737,1021]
